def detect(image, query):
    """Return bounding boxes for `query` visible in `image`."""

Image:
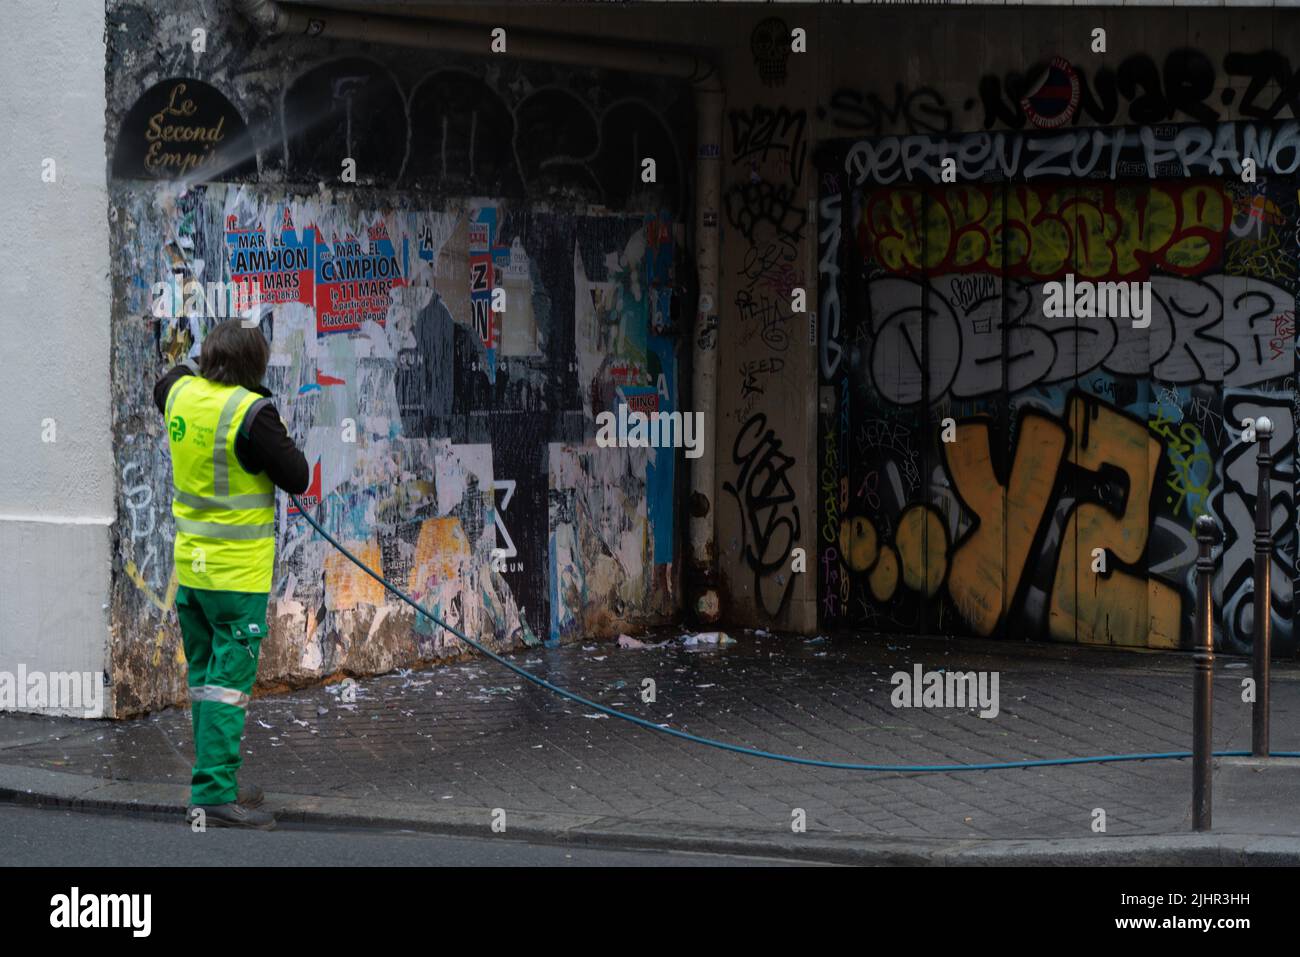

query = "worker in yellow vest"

[154,318,308,830]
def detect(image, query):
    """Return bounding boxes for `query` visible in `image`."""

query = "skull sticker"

[751,17,790,88]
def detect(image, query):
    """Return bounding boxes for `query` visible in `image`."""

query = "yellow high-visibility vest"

[165,374,277,592]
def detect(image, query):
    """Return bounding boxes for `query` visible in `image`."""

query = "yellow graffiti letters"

[895,505,947,598]
[945,414,1068,636]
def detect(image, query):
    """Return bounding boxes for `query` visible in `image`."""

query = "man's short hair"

[199,319,270,392]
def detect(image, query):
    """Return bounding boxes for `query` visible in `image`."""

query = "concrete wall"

[429,2,1300,651]
[9,1,1300,717]
[0,3,114,714]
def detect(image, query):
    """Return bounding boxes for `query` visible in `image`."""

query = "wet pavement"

[3,632,1299,844]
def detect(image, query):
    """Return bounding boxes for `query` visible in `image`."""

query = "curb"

[4,763,1300,865]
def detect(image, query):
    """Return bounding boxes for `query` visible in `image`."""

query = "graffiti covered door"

[819,159,1297,652]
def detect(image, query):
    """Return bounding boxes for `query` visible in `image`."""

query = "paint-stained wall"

[105,0,691,713]
[93,1,1300,717]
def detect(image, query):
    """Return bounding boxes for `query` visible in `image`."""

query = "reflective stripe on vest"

[174,516,277,539]
[165,375,196,422]
[173,490,276,511]
[166,376,277,592]
[212,386,249,497]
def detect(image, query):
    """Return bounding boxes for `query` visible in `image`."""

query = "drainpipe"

[235,0,724,623]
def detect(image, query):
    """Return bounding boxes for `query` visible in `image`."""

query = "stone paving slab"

[2,632,1298,851]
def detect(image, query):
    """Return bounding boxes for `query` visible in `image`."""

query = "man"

[154,318,309,830]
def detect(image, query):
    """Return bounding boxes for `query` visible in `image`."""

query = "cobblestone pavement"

[3,632,1299,842]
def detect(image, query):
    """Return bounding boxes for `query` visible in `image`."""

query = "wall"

[14,2,1300,718]
[815,7,1300,653]
[0,2,115,713]
[713,16,819,632]
[105,0,694,713]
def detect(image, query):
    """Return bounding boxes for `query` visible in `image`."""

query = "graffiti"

[948,275,998,314]
[864,273,1294,406]
[860,181,1228,281]
[817,190,843,380]
[819,377,850,621]
[1149,405,1213,526]
[894,504,948,598]
[740,356,786,399]
[1048,395,1183,646]
[845,121,1300,185]
[735,289,794,353]
[278,60,685,214]
[1224,228,1295,280]
[729,106,807,187]
[1186,393,1224,448]
[724,414,801,618]
[945,413,1066,635]
[696,312,718,351]
[124,562,179,614]
[738,236,802,299]
[976,49,1300,131]
[820,84,954,135]
[121,459,168,590]
[1217,393,1296,655]
[859,419,920,491]
[833,395,1183,647]
[1270,311,1296,360]
[1230,191,1286,238]
[817,154,1297,654]
[724,178,807,244]
[121,462,155,542]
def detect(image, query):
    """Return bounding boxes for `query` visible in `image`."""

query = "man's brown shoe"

[187,802,276,831]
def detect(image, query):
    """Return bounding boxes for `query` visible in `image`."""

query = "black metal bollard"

[1252,416,1273,758]
[1193,514,1220,832]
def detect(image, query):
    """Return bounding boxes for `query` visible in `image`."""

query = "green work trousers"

[176,585,268,806]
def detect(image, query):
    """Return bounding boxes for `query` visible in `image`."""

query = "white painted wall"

[0,2,114,716]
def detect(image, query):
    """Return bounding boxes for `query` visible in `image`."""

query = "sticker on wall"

[112,78,256,181]
[1020,57,1081,129]
[751,17,791,88]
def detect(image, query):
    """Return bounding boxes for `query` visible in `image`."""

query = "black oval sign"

[112,77,256,181]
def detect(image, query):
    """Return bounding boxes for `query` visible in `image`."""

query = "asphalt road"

[0,802,817,866]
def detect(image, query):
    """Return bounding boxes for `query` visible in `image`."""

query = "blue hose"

[288,494,1299,772]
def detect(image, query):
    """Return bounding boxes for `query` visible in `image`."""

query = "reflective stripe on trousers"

[189,684,251,709]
